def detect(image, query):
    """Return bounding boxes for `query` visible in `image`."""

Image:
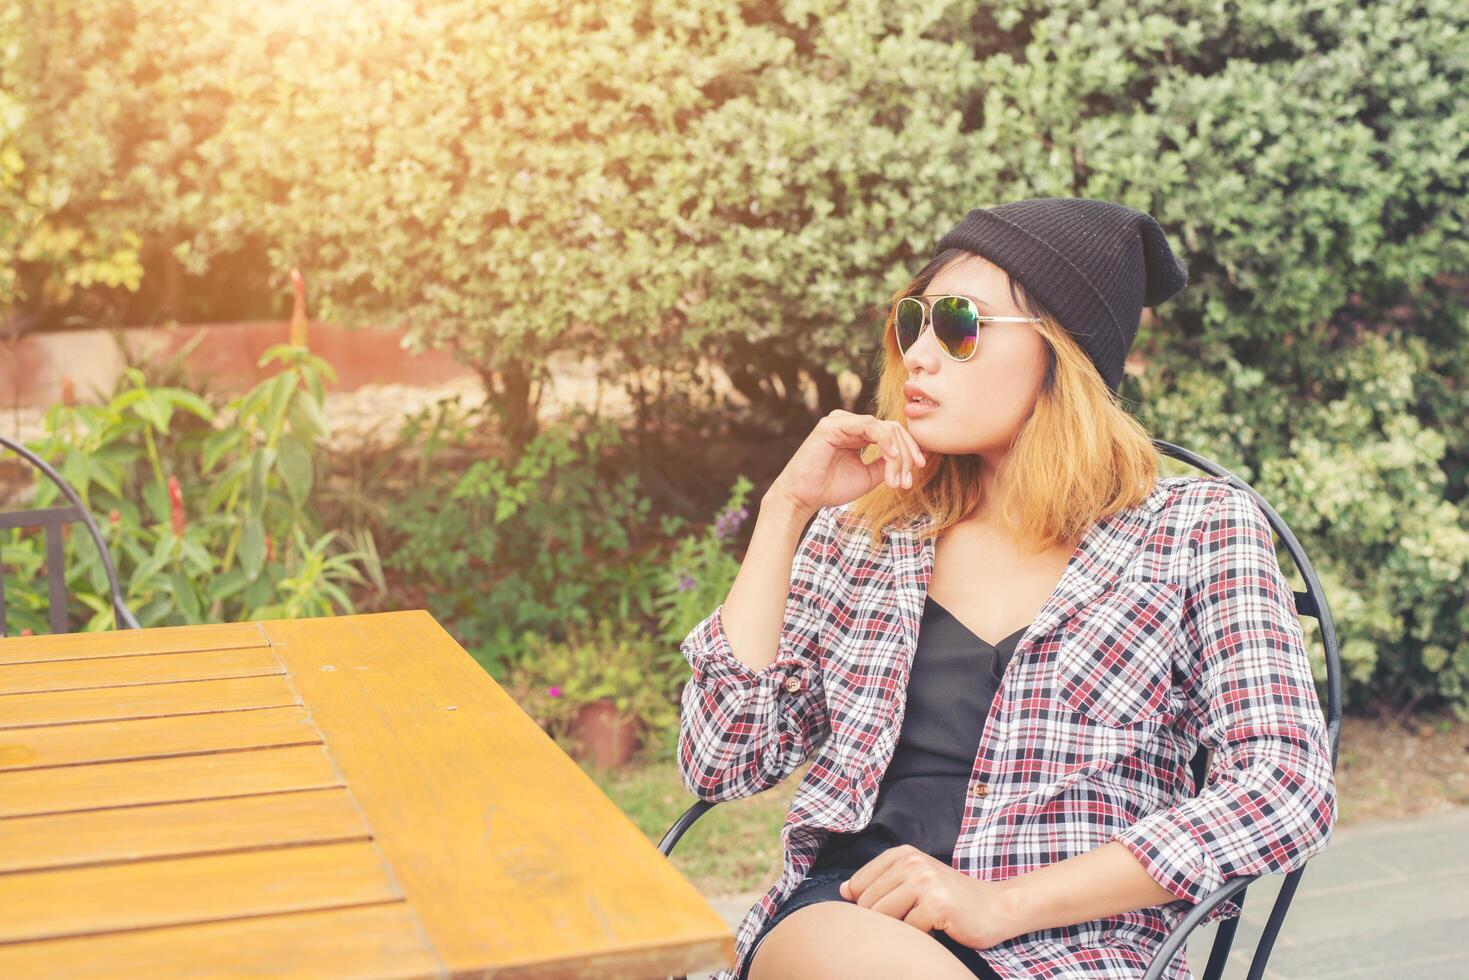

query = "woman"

[678,198,1337,980]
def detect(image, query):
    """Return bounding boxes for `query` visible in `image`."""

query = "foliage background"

[2,0,1466,718]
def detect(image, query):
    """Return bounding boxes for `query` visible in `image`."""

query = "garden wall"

[0,321,476,408]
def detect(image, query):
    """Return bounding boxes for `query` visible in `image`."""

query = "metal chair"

[0,433,140,636]
[658,440,1343,980]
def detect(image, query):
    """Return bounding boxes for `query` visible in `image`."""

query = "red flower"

[108,508,120,526]
[168,475,185,536]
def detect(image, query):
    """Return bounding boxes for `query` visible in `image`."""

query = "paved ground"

[689,806,1469,979]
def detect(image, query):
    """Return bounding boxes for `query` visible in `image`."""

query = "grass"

[586,756,808,899]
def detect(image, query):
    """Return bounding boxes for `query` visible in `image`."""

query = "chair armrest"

[657,798,719,857]
[657,799,723,980]
[1141,874,1258,980]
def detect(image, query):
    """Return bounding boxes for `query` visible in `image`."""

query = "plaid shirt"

[679,475,1337,980]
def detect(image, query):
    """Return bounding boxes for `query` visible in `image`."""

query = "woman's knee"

[747,901,978,980]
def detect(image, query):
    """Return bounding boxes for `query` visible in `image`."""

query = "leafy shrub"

[1145,327,1469,717]
[385,407,678,675]
[12,0,1467,715]
[504,618,685,764]
[651,475,755,649]
[2,345,377,631]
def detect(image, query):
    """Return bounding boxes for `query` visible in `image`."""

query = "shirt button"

[782,674,803,693]
[971,781,989,797]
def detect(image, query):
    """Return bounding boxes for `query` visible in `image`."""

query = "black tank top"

[811,594,1026,870]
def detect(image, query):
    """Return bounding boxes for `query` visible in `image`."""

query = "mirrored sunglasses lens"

[933,297,978,359]
[895,298,924,352]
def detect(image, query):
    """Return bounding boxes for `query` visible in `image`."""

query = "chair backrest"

[1151,440,1342,980]
[0,433,141,636]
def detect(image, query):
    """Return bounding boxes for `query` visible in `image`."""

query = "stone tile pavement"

[688,807,1469,979]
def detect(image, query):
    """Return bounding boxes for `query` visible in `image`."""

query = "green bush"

[385,407,678,674]
[504,618,685,764]
[8,0,1468,714]
[1144,327,1469,715]
[651,474,756,649]
[3,345,377,631]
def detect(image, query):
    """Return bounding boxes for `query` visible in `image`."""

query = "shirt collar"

[893,478,1174,650]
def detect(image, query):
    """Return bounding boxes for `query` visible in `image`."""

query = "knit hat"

[931,197,1189,392]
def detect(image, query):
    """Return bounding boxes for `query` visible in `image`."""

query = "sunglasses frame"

[893,294,1043,362]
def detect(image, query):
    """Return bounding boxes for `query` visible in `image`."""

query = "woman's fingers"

[869,419,912,489]
[888,423,916,488]
[894,425,926,475]
[829,414,925,490]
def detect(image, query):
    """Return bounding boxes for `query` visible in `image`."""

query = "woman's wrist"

[761,484,818,527]
[994,875,1040,940]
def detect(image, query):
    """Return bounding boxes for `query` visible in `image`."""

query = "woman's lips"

[902,380,939,417]
[903,397,939,418]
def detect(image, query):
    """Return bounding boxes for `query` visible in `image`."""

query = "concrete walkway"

[691,807,1469,979]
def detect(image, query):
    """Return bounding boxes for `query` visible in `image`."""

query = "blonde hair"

[841,248,1161,554]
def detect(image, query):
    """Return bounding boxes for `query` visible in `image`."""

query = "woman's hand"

[767,410,927,516]
[838,844,1025,951]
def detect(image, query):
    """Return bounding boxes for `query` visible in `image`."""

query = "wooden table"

[0,610,732,978]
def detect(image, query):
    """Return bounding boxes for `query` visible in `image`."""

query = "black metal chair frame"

[657,440,1343,980]
[0,433,141,636]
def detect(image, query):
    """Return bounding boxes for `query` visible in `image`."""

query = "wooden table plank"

[264,611,734,978]
[0,706,320,772]
[0,648,283,695]
[0,840,403,945]
[0,787,370,874]
[0,744,343,818]
[0,622,268,665]
[0,904,441,980]
[0,674,299,729]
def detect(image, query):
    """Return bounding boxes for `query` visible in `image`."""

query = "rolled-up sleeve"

[677,505,841,802]
[1111,486,1338,924]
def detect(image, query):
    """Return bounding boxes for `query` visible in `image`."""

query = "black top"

[811,595,1026,871]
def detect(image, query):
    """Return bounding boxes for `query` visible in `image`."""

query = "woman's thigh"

[746,901,982,980]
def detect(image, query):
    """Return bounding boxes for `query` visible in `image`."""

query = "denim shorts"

[738,866,1004,980]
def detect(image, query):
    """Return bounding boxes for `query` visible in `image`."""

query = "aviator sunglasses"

[893,294,1043,362]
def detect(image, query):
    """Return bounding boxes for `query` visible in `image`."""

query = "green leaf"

[247,447,275,511]
[171,567,201,621]
[201,429,243,473]
[203,460,247,514]
[240,517,267,581]
[133,392,174,433]
[61,448,91,500]
[265,373,296,439]
[206,567,251,603]
[277,438,313,506]
[84,453,122,498]
[292,389,330,442]
[164,389,215,422]
[243,573,274,610]
[142,480,170,525]
[286,397,322,442]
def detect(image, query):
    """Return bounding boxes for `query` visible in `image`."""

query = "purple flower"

[547,685,561,697]
[678,574,697,591]
[713,504,749,541]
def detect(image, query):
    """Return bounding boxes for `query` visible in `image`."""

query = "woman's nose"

[901,322,942,371]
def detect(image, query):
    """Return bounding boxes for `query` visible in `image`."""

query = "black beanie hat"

[931,197,1189,392]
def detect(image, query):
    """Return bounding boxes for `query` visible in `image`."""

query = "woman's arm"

[677,490,841,802]
[996,485,1337,935]
[990,840,1178,940]
[678,410,919,802]
[1107,485,1337,919]
[720,487,823,675]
